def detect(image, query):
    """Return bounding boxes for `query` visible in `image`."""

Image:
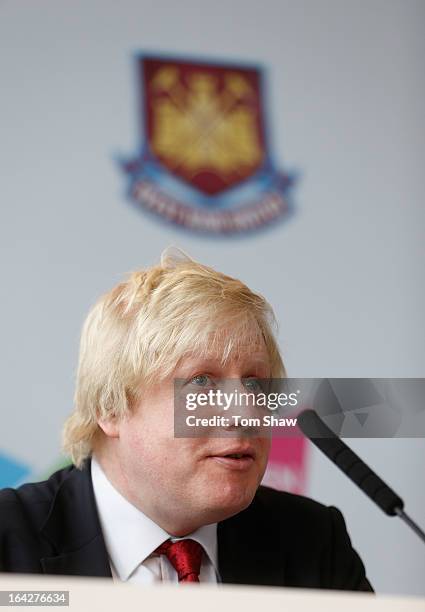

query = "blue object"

[0,451,31,488]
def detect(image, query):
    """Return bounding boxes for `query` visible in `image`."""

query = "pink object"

[262,437,308,495]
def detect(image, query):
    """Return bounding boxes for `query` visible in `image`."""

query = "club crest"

[121,54,296,234]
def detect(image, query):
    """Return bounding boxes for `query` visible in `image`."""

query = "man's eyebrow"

[177,357,222,371]
[177,354,271,371]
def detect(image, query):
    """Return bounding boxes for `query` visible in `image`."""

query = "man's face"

[110,338,272,536]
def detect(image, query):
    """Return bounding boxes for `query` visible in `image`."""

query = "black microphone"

[298,409,425,544]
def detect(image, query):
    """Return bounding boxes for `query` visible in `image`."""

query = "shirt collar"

[91,455,218,581]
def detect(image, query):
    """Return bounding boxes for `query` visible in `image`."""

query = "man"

[0,250,373,590]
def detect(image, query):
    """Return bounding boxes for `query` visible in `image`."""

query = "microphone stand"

[394,507,425,544]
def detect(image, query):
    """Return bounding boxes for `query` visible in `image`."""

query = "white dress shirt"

[91,455,220,584]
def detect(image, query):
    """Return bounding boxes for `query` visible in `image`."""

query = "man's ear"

[97,413,120,438]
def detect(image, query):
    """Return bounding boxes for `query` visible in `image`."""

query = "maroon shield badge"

[122,54,295,234]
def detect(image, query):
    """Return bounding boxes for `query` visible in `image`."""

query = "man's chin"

[202,483,258,522]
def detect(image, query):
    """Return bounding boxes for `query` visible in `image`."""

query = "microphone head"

[297,408,337,439]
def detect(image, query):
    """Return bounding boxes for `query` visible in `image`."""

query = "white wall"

[1,0,424,596]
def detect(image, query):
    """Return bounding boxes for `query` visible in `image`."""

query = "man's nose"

[219,379,264,436]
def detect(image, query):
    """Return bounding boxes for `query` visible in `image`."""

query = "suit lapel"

[40,459,112,578]
[40,535,111,577]
[217,490,285,587]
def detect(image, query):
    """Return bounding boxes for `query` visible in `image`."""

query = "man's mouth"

[207,447,256,470]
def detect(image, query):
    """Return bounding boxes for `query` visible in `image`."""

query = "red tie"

[155,539,204,583]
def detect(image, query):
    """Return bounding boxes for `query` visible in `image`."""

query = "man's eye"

[243,378,263,392]
[190,374,212,387]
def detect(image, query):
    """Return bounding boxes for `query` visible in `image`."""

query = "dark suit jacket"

[0,459,373,591]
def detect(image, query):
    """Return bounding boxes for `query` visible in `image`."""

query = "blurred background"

[1,0,424,597]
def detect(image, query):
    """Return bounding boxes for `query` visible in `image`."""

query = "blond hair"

[62,248,285,467]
